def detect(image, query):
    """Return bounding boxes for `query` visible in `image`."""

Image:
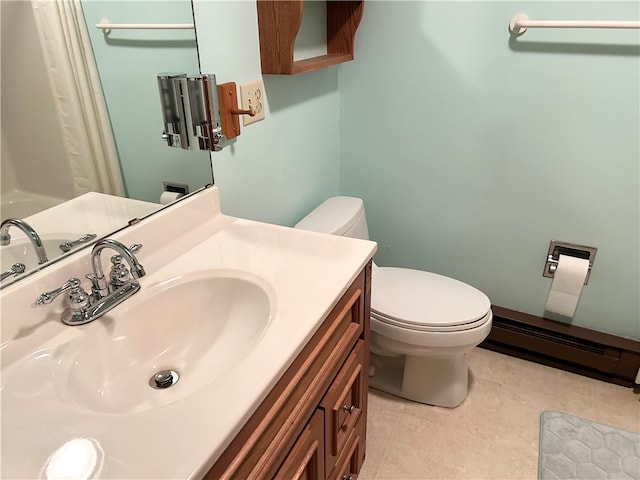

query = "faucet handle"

[59,233,97,253]
[109,254,131,288]
[67,285,91,313]
[35,278,81,305]
[127,244,144,277]
[1,263,26,282]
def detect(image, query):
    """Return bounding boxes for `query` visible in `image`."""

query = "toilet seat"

[371,310,492,332]
[371,267,491,332]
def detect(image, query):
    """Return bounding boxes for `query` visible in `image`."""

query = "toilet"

[295,196,492,408]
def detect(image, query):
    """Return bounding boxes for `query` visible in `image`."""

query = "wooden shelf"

[257,1,364,75]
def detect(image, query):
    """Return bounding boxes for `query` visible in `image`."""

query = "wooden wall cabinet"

[205,263,371,479]
[257,1,364,75]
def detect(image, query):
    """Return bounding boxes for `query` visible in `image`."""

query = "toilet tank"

[294,196,370,240]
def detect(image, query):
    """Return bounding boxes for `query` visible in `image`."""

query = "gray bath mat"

[539,411,640,479]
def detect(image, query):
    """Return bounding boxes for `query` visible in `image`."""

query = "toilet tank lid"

[294,196,364,236]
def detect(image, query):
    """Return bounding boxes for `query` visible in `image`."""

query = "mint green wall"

[190,1,638,340]
[339,1,639,339]
[81,0,212,203]
[192,0,341,226]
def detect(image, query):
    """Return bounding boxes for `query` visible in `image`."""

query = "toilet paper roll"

[545,254,590,318]
[160,191,184,205]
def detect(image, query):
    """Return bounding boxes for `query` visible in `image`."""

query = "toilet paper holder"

[543,241,597,285]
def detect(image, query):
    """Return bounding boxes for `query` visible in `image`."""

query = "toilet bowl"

[295,197,492,408]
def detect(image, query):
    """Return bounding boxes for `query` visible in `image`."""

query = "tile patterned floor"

[360,348,640,480]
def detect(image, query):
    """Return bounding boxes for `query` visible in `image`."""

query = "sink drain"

[149,369,179,389]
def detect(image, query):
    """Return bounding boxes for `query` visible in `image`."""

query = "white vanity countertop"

[21,191,160,236]
[0,186,376,479]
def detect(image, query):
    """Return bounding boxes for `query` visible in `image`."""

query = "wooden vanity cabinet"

[204,262,371,480]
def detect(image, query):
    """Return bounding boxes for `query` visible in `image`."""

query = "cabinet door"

[328,427,361,480]
[320,340,365,472]
[275,410,325,480]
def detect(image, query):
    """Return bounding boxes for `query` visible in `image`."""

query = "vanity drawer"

[321,339,365,468]
[327,426,361,480]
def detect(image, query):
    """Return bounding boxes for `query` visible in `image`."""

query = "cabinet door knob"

[342,404,356,414]
[342,475,354,480]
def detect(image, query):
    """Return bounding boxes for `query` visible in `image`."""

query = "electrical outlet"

[239,80,265,126]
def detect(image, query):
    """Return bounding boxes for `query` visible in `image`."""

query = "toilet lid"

[371,267,491,329]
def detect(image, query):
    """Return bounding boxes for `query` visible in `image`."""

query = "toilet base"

[402,353,468,407]
[369,352,469,408]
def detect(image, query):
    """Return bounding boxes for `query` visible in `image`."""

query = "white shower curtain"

[31,0,124,197]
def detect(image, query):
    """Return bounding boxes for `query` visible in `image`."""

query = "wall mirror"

[0,0,213,288]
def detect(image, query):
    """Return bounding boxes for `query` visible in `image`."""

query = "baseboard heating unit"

[480,306,640,387]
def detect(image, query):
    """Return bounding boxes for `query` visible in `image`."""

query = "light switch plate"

[239,80,266,126]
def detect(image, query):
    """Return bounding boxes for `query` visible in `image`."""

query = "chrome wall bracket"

[157,73,226,152]
[543,240,597,285]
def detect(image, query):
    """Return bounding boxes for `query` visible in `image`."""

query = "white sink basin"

[49,270,276,414]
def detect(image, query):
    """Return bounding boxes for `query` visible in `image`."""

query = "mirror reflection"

[1,0,213,287]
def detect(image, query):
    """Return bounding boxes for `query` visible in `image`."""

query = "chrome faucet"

[88,239,146,299]
[0,218,48,264]
[35,239,145,326]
